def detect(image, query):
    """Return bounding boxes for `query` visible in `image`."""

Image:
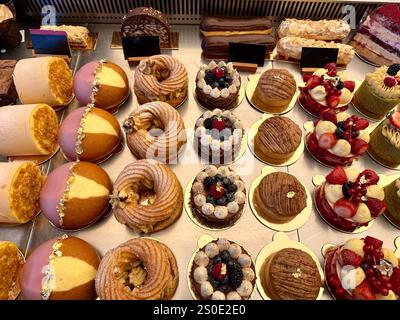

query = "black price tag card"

[30,29,71,57]
[228,42,267,67]
[121,36,161,59]
[300,47,339,68]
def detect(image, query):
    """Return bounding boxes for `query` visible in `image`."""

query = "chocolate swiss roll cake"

[0,59,17,106]
[254,116,302,164]
[253,172,307,224]
[121,7,171,47]
[200,17,272,35]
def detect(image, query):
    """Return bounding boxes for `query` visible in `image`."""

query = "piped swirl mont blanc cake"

[0,104,58,157]
[353,64,400,120]
[368,107,400,167]
[306,109,370,167]
[40,161,112,230]
[191,165,246,229]
[74,60,129,110]
[190,238,255,300]
[195,60,241,110]
[0,161,44,224]
[261,248,322,300]
[134,54,188,108]
[13,57,73,108]
[315,166,386,232]
[121,7,171,47]
[325,236,400,300]
[194,109,244,164]
[58,105,121,163]
[20,235,100,300]
[384,178,400,227]
[299,63,356,117]
[0,241,24,300]
[253,172,307,224]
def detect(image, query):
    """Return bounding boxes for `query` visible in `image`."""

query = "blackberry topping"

[229,268,243,289]
[227,261,242,272]
[224,76,232,84]
[387,64,400,76]
[212,81,219,89]
[228,184,238,193]
[222,178,231,187]
[209,277,219,288]
[203,176,215,191]
[342,182,354,198]
[203,118,213,130]
[204,72,215,85]
[335,127,344,139]
[219,285,230,293]
[213,255,222,265]
[336,80,344,90]
[337,121,346,129]
[206,194,216,205]
[218,78,226,86]
[226,192,235,202]
[220,250,230,262]
[216,196,228,206]
[220,277,229,285]
[207,264,213,276]
[215,174,224,182]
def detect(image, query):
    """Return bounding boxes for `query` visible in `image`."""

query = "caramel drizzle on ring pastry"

[56,161,79,226]
[95,238,178,300]
[111,160,182,232]
[41,234,68,300]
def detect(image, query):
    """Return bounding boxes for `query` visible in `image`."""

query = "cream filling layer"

[97,66,126,88]
[83,113,118,136]
[68,175,109,199]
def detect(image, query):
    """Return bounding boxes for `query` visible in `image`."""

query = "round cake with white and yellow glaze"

[0,161,44,224]
[58,105,121,163]
[0,104,58,157]
[20,235,100,300]
[13,56,73,108]
[354,64,400,120]
[40,161,112,230]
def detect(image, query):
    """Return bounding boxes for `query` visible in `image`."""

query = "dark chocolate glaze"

[200,17,272,32]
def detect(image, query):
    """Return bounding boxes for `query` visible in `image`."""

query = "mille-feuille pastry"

[278,18,350,41]
[350,4,400,66]
[190,165,246,229]
[189,238,256,300]
[325,236,400,300]
[194,109,244,164]
[368,108,400,167]
[254,116,302,164]
[58,105,121,163]
[40,25,90,48]
[73,60,129,110]
[253,172,307,224]
[123,101,187,164]
[0,104,58,157]
[0,4,21,49]
[277,36,355,65]
[20,235,100,300]
[40,161,112,230]
[251,68,296,113]
[0,161,44,224]
[112,160,183,233]
[261,248,322,300]
[299,63,356,117]
[0,59,17,106]
[13,57,73,108]
[121,7,171,47]
[96,238,178,300]
[0,241,24,300]
[315,166,386,232]
[353,64,400,120]
[306,110,370,167]
[134,55,188,108]
[385,178,400,228]
[195,60,241,110]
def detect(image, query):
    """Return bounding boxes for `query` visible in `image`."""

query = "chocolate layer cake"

[121,7,171,47]
[350,4,400,65]
[0,60,17,106]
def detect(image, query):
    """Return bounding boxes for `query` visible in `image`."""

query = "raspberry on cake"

[194,109,244,164]
[195,61,241,110]
[306,109,370,167]
[190,165,246,229]
[189,238,255,300]
[324,236,400,300]
[299,63,356,117]
[315,166,386,232]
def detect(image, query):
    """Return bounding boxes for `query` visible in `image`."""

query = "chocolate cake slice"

[0,60,17,106]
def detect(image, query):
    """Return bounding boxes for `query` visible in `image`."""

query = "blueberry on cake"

[190,238,255,300]
[194,109,244,164]
[195,60,241,110]
[190,165,246,229]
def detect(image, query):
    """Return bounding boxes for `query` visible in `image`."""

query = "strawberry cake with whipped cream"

[306,109,370,167]
[299,63,356,117]
[315,166,387,232]
[325,236,400,300]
